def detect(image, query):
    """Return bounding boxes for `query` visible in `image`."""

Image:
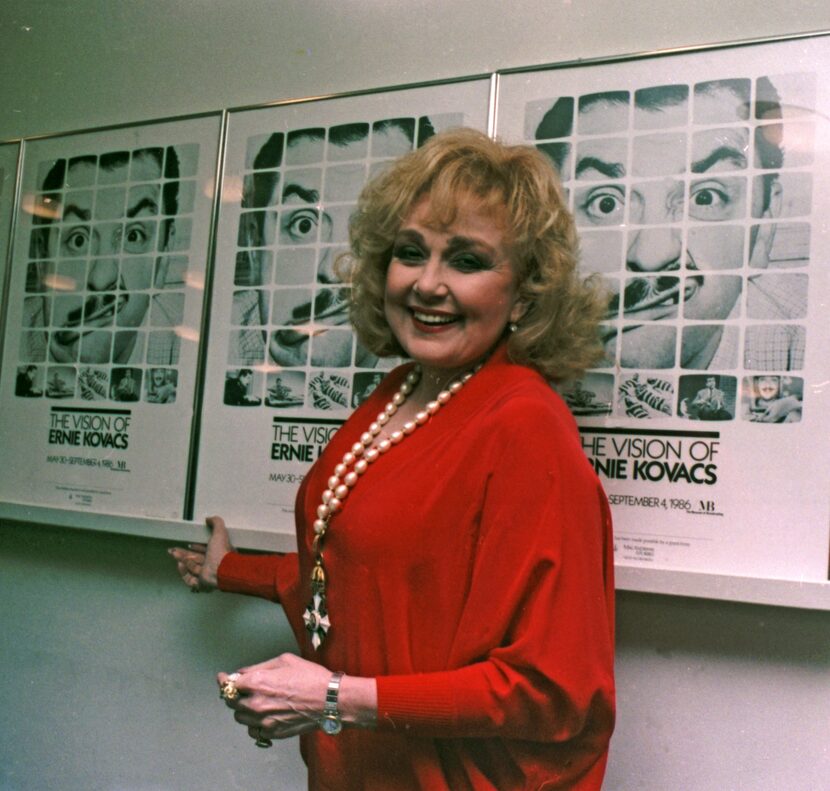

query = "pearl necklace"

[302,362,480,650]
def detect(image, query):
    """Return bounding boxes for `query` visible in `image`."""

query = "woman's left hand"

[218,654,331,741]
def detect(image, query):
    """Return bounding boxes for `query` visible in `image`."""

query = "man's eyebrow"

[62,203,91,221]
[127,197,159,218]
[575,156,626,179]
[691,146,747,173]
[282,183,319,203]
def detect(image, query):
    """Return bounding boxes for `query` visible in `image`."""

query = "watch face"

[321,715,342,735]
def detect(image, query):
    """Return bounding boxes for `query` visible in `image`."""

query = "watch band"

[321,671,344,735]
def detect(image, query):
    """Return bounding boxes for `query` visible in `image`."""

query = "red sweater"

[218,347,615,790]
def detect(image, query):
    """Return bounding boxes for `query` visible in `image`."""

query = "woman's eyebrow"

[445,236,494,256]
[393,228,424,244]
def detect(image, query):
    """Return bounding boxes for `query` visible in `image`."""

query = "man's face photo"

[569,82,782,370]
[46,154,164,364]
[31,149,181,368]
[13,140,197,404]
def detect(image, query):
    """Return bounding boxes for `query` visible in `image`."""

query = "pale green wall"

[0,522,306,790]
[2,0,830,141]
[3,521,829,790]
[1,1,829,789]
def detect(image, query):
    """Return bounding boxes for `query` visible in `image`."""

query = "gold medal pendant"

[303,563,330,650]
[303,591,331,650]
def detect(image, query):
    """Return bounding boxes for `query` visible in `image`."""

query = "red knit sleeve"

[217,551,300,604]
[375,395,615,750]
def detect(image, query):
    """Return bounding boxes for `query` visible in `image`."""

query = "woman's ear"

[509,298,527,325]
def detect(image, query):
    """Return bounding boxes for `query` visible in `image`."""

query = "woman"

[171,128,615,790]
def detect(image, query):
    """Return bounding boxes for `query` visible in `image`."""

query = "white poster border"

[0,115,222,520]
[495,34,830,583]
[192,77,494,538]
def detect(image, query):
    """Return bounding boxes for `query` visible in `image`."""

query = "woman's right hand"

[168,515,234,592]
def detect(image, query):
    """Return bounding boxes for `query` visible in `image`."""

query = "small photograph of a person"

[742,373,803,423]
[110,366,141,402]
[223,367,261,406]
[678,373,735,420]
[145,367,177,404]
[170,129,615,789]
[559,372,614,416]
[265,371,304,408]
[15,364,43,397]
[618,372,673,418]
[19,144,195,406]
[351,370,385,407]
[45,365,76,398]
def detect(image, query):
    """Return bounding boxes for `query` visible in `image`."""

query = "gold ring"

[255,728,273,748]
[219,672,240,701]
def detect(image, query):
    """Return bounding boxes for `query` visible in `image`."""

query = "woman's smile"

[409,307,461,331]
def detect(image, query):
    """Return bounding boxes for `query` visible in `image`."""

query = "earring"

[508,322,518,333]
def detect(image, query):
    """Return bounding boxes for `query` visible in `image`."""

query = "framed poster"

[0,116,221,520]
[496,35,830,582]
[193,79,492,539]
[0,143,21,361]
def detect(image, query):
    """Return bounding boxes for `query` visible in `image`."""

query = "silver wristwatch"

[320,671,344,735]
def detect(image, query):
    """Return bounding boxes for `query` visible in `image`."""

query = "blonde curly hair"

[344,127,607,382]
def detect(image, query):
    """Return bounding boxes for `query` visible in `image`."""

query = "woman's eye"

[283,209,319,244]
[62,227,90,255]
[451,254,488,272]
[392,244,425,263]
[580,187,626,225]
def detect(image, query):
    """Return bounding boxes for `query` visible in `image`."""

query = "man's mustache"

[54,293,124,344]
[289,287,348,324]
[606,275,703,318]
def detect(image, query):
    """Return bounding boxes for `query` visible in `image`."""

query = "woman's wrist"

[337,674,378,729]
[204,550,231,588]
